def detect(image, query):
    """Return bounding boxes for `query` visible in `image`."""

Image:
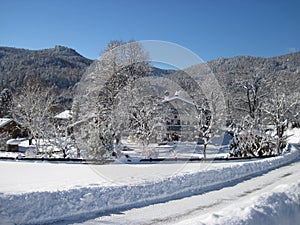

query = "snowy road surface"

[74,156,300,225]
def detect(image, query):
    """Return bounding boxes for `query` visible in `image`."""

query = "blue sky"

[0,0,299,61]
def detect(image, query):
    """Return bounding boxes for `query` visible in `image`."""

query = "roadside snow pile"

[187,180,300,225]
[228,181,300,225]
[0,145,299,225]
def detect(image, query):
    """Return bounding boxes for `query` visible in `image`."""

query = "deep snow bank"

[191,181,300,225]
[232,182,300,225]
[0,145,299,225]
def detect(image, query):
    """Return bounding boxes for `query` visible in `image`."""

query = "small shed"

[6,138,26,152]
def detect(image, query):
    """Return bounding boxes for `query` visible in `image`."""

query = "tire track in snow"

[172,158,300,225]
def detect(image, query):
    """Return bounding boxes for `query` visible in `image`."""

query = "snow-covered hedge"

[0,145,299,225]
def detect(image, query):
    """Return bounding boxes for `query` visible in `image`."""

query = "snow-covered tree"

[82,118,114,161]
[229,71,298,157]
[229,73,273,157]
[0,88,12,117]
[11,78,55,151]
[182,63,227,159]
[128,94,164,156]
[196,100,211,159]
[195,91,226,159]
[233,73,271,124]
[73,40,151,160]
[262,89,298,154]
[70,98,81,158]
[43,112,76,158]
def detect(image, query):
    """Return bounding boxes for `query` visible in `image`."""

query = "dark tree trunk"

[203,143,207,159]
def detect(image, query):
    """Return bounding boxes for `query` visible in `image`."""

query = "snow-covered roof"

[54,110,72,120]
[6,138,26,145]
[0,118,14,128]
[162,96,197,107]
[162,90,197,106]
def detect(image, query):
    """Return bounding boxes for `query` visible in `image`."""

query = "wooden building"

[0,118,25,138]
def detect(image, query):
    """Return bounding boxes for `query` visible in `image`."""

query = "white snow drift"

[0,144,299,225]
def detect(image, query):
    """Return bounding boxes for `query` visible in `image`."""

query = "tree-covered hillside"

[0,45,299,121]
[208,52,300,123]
[0,45,93,90]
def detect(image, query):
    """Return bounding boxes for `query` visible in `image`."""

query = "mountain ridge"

[0,45,93,90]
[0,45,299,114]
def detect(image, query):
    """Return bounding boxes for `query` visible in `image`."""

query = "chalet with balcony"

[162,91,198,141]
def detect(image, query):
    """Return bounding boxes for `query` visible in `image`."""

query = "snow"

[0,118,13,127]
[83,154,300,225]
[173,162,300,225]
[0,142,299,224]
[0,128,299,225]
[162,95,196,106]
[118,141,204,162]
[54,110,72,120]
[6,138,26,145]
[118,131,232,162]
[286,127,300,145]
[1,138,76,158]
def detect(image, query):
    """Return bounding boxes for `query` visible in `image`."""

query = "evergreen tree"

[0,88,12,117]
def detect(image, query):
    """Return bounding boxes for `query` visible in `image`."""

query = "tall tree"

[262,88,298,154]
[234,73,270,124]
[11,78,55,151]
[229,72,272,157]
[229,71,298,157]
[123,81,164,157]
[74,40,151,160]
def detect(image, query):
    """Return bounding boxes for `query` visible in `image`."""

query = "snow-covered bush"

[229,129,276,158]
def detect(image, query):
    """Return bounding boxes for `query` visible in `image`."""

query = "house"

[0,118,28,152]
[162,91,199,141]
[53,110,72,136]
[0,118,25,138]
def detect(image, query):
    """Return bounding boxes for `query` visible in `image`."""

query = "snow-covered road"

[80,155,300,225]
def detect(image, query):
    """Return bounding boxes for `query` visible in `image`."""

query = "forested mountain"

[0,45,93,90]
[161,52,299,112]
[0,45,299,117]
[208,52,300,122]
[209,52,300,94]
[2,45,299,95]
[0,46,176,90]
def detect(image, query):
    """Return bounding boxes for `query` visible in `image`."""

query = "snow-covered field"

[0,129,299,225]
